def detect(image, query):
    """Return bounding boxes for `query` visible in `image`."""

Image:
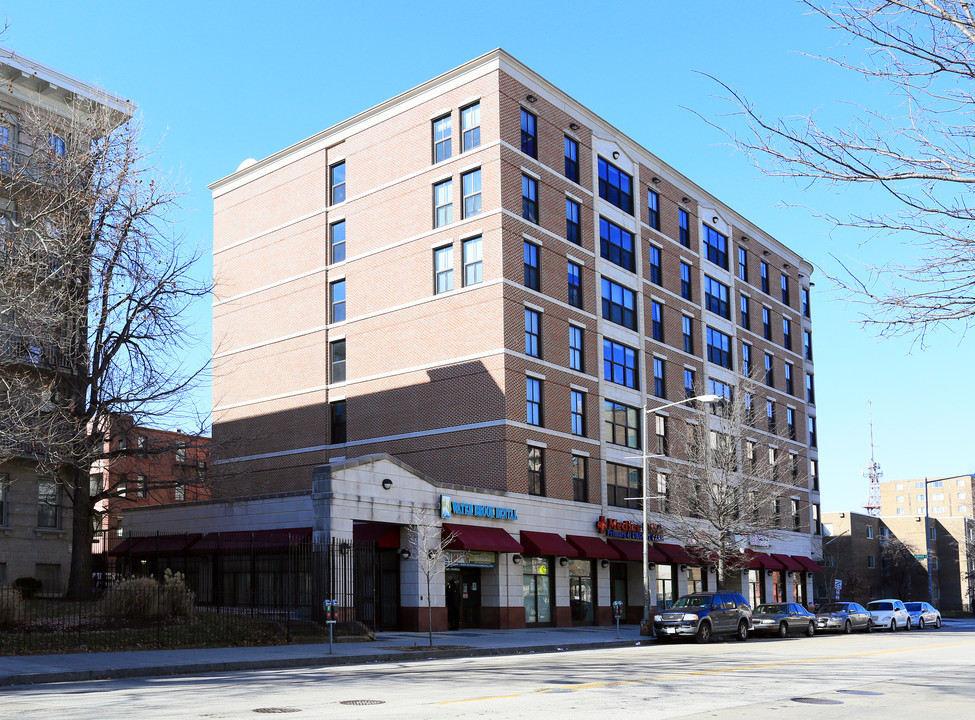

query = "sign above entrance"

[441,494,517,521]
[596,515,663,542]
[446,549,496,568]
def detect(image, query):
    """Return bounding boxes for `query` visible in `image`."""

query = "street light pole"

[925,477,933,605]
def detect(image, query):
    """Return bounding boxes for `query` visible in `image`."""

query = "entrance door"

[568,559,594,624]
[523,556,552,625]
[446,569,481,629]
[610,562,627,609]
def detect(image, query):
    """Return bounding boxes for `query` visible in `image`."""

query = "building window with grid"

[330,220,346,263]
[597,157,633,214]
[684,368,695,398]
[567,262,583,309]
[528,447,545,495]
[601,278,637,330]
[599,217,635,272]
[571,389,586,436]
[808,416,817,447]
[810,459,819,490]
[682,315,693,353]
[647,189,660,230]
[648,245,662,285]
[787,407,796,439]
[653,357,666,398]
[330,279,346,322]
[330,339,346,383]
[526,377,542,426]
[463,236,483,286]
[790,453,800,483]
[740,295,750,329]
[434,179,453,227]
[564,136,579,182]
[679,208,690,247]
[330,161,346,204]
[604,400,639,449]
[703,225,728,269]
[522,175,538,223]
[433,115,452,163]
[330,400,346,444]
[607,462,640,508]
[784,362,794,395]
[37,480,59,529]
[569,325,584,371]
[572,455,588,502]
[762,307,771,340]
[781,274,790,306]
[680,261,692,300]
[135,475,147,499]
[782,317,792,351]
[804,330,813,360]
[738,247,748,281]
[745,393,754,423]
[525,308,541,357]
[764,353,774,387]
[801,286,811,318]
[769,448,779,482]
[462,169,482,218]
[706,327,732,369]
[603,338,638,388]
[704,276,729,318]
[742,343,752,375]
[462,103,480,151]
[521,108,537,157]
[760,260,769,293]
[746,440,756,472]
[654,471,669,511]
[434,246,453,294]
[651,301,664,341]
[566,198,581,245]
[766,399,776,434]
[806,372,815,403]
[524,241,540,290]
[655,415,669,456]
[791,499,801,530]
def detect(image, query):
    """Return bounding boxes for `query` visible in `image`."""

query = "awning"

[353,522,401,549]
[520,531,578,557]
[743,550,786,570]
[192,527,311,552]
[607,539,668,563]
[655,542,698,565]
[792,555,825,573]
[108,536,146,556]
[566,535,620,559]
[443,523,522,553]
[108,534,201,556]
[771,553,805,571]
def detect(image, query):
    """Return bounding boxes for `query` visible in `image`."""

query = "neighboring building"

[880,475,974,518]
[0,47,135,593]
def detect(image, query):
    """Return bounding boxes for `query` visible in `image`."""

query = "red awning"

[566,535,620,559]
[607,539,668,563]
[744,550,786,570]
[108,534,201,556]
[443,523,522,553]
[520,531,578,557]
[354,522,401,549]
[108,536,146,556]
[771,553,805,571]
[655,543,698,565]
[792,555,825,572]
[192,527,311,552]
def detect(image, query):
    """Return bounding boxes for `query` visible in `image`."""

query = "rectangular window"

[762,307,772,340]
[521,108,537,157]
[745,392,754,423]
[804,330,813,360]
[647,189,660,230]
[567,262,583,309]
[564,136,579,182]
[462,169,482,218]
[769,448,779,482]
[604,400,640,449]
[682,315,693,353]
[787,407,796,440]
[330,400,346,443]
[767,399,776,434]
[678,209,690,247]
[790,453,800,483]
[572,455,588,502]
[603,338,638,388]
[606,462,640,508]
[738,247,748,281]
[330,279,346,322]
[680,262,692,300]
[806,373,815,403]
[706,327,732,369]
[760,261,769,293]
[808,416,817,447]
[524,308,541,357]
[136,475,147,499]
[684,368,695,398]
[566,198,581,245]
[434,179,453,227]
[801,287,811,318]
[571,389,586,436]
[433,115,452,163]
[522,175,538,223]
[569,325,584,371]
[528,447,545,495]
[330,220,346,263]
[703,225,728,269]
[655,416,669,456]
[746,441,757,472]
[37,480,59,529]
[330,161,346,205]
[653,357,666,398]
[651,300,664,341]
[526,377,542,426]
[0,124,11,172]
[601,278,637,330]
[648,245,662,285]
[175,482,185,501]
[782,317,792,350]
[463,236,483,286]
[434,246,454,294]
[329,339,346,383]
[785,363,794,395]
[524,241,540,290]
[781,274,790,306]
[599,217,635,272]
[764,353,774,387]
[740,295,750,329]
[742,343,752,375]
[597,157,634,214]
[462,103,480,151]
[704,276,730,318]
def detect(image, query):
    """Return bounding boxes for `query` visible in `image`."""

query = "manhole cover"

[791,698,843,705]
[339,700,386,706]
[837,690,883,696]
[253,710,301,714]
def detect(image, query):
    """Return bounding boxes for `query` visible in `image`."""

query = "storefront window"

[523,556,552,624]
[688,566,707,593]
[748,569,763,608]
[656,564,674,610]
[792,571,806,606]
[568,559,594,624]
[772,571,785,602]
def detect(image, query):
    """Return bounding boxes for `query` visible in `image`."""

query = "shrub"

[161,569,195,618]
[0,586,24,625]
[105,576,160,619]
[13,577,42,599]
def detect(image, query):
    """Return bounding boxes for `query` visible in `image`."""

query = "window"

[522,175,538,223]
[605,401,640,448]
[523,241,540,290]
[330,279,346,321]
[706,327,732,369]
[329,339,346,383]
[136,475,147,499]
[648,245,662,285]
[684,368,695,398]
[769,448,779,481]
[738,247,748,281]
[808,416,817,447]
[462,103,480,151]
[566,198,581,245]
[766,399,776,433]
[781,274,790,306]
[564,136,579,182]
[599,217,635,272]
[787,407,796,439]
[682,315,693,353]
[782,318,792,350]
[572,455,588,502]
[330,400,346,444]
[597,157,633,214]
[651,300,664,340]
[463,236,483,286]
[762,307,772,340]
[49,132,66,156]
[744,393,754,423]
[653,357,666,398]
[746,441,757,471]
[0,475,8,526]
[806,373,815,403]
[867,555,876,569]
[603,338,638,388]
[680,261,692,299]
[790,453,800,482]
[569,325,584,371]
[760,260,769,293]
[647,190,660,230]
[0,122,11,172]
[528,447,545,495]
[801,287,811,318]
[742,343,752,375]
[526,377,542,426]
[434,179,453,227]
[740,295,750,329]
[571,390,586,436]
[703,225,728,269]
[601,278,637,330]
[37,480,59,528]
[804,330,813,360]
[791,499,801,530]
[704,276,730,318]
[519,107,539,156]
[433,115,452,163]
[679,209,690,247]
[655,415,669,456]
[434,246,454,293]
[607,462,640,508]
[175,483,185,502]
[137,435,147,457]
[330,161,346,204]
[462,169,482,218]
[331,220,346,263]
[567,261,583,308]
[764,353,774,387]
[895,495,905,502]
[785,363,794,395]
[524,308,541,357]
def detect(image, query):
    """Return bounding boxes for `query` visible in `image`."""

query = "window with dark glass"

[569,325,584,371]
[787,407,796,440]
[801,286,811,318]
[572,455,588,502]
[462,103,480,151]
[740,295,750,329]
[601,278,637,330]
[521,108,537,158]
[329,339,346,383]
[647,189,660,230]
[782,317,792,351]
[524,241,540,290]
[434,179,453,227]
[603,338,638,388]
[760,260,769,293]
[810,458,819,490]
[762,307,771,340]
[742,342,752,375]
[597,157,633,214]
[648,245,662,285]
[526,377,542,426]
[463,236,483,286]
[791,499,801,530]
[785,362,794,395]
[37,480,59,529]
[655,415,669,456]
[462,168,482,218]
[653,357,666,398]
[651,300,664,341]
[607,462,640,508]
[434,246,453,293]
[703,225,728,269]
[790,453,800,483]
[680,261,692,300]
[808,416,817,447]
[806,372,815,403]
[571,389,585,436]
[330,279,346,322]
[766,399,776,434]
[704,276,730,318]
[684,368,695,398]
[525,308,541,357]
[678,208,690,247]
[706,327,732,369]
[567,261,583,308]
[804,330,813,360]
[781,274,790,306]
[528,447,545,495]
[564,135,579,182]
[433,115,452,163]
[599,217,635,272]
[738,247,748,281]
[682,315,693,353]
[330,161,346,204]
[522,175,538,223]
[764,353,774,387]
[330,400,346,444]
[566,198,581,245]
[331,220,346,263]
[604,400,640,449]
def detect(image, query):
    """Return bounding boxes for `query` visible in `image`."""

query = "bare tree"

[405,505,456,647]
[0,96,210,598]
[880,535,922,598]
[713,1,975,340]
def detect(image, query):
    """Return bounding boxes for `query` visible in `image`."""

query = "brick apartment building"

[880,475,974,518]
[132,49,822,630]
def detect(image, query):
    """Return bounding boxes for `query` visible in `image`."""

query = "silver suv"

[654,592,753,643]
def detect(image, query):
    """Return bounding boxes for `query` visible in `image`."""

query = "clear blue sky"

[5,1,970,512]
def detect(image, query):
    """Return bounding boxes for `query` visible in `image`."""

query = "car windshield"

[819,604,847,613]
[671,595,712,608]
[755,604,787,614]
[904,603,923,611]
[868,602,893,611]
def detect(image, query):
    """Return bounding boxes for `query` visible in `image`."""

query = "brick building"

[880,475,974,518]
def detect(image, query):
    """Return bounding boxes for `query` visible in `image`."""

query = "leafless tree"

[880,535,922,598]
[0,96,210,598]
[713,1,975,341]
[405,505,456,647]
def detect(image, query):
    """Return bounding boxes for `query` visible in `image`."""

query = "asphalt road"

[2,623,974,719]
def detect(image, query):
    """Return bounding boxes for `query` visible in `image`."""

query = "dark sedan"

[751,602,816,637]
[815,602,873,633]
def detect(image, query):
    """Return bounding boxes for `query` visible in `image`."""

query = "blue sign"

[440,494,517,521]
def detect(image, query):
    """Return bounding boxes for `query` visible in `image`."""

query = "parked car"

[866,599,911,631]
[751,602,817,637]
[904,602,942,629]
[815,602,873,633]
[654,592,752,644]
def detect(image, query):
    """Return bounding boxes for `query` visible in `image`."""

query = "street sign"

[913,554,928,560]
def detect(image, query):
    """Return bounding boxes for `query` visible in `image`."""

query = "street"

[2,622,974,719]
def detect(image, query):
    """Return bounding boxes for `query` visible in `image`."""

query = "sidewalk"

[0,624,647,688]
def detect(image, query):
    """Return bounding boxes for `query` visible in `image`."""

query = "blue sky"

[4,1,970,512]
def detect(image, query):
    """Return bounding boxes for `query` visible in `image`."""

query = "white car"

[866,599,911,631]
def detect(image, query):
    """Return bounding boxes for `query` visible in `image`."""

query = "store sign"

[446,549,496,568]
[749,534,771,548]
[596,516,664,541]
[440,494,517,521]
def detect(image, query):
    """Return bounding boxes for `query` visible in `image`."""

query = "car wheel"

[844,620,853,634]
[935,617,942,629]
[777,621,788,638]
[905,617,911,631]
[806,621,815,637]
[695,622,712,644]
[918,617,925,630]
[736,621,749,642]
[866,620,874,633]
[889,618,897,632]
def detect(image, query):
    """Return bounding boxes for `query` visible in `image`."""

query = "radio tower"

[863,401,883,516]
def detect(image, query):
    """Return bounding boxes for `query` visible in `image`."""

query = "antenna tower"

[863,400,883,516]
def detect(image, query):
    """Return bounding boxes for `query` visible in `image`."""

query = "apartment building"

[880,475,974,518]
